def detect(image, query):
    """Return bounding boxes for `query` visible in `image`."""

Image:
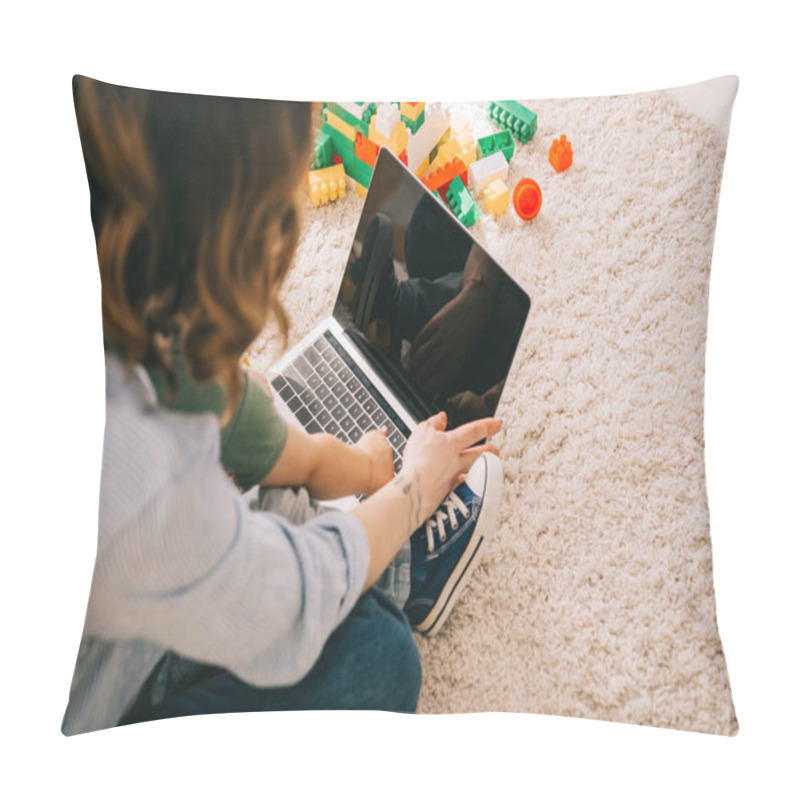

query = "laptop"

[268,148,531,509]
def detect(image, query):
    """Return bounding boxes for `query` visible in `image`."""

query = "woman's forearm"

[305,433,373,500]
[351,468,427,592]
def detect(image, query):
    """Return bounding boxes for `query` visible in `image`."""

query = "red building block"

[513,178,542,220]
[355,132,380,168]
[549,134,573,173]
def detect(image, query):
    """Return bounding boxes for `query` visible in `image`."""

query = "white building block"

[336,101,368,119]
[406,102,449,174]
[468,151,509,195]
[375,103,401,139]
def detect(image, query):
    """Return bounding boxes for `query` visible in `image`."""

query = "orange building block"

[355,132,380,168]
[399,149,408,166]
[549,134,573,173]
[421,157,468,195]
[513,178,542,220]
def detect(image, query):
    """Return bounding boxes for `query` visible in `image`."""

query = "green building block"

[327,102,371,137]
[488,100,537,143]
[401,109,425,134]
[477,130,515,162]
[311,131,334,170]
[445,175,480,227]
[361,102,377,126]
[321,119,374,188]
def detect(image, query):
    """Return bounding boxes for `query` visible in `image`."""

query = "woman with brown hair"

[63,77,502,734]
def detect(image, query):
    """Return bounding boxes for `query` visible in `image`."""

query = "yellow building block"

[414,154,430,178]
[354,181,368,198]
[309,163,347,207]
[400,102,424,121]
[368,118,408,155]
[325,109,356,141]
[483,178,510,216]
[431,128,476,173]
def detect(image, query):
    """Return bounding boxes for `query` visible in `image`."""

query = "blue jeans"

[121,588,421,721]
[120,486,420,723]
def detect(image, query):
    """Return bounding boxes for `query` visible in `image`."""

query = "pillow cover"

[65,76,737,736]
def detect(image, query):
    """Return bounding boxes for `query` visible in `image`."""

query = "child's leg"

[121,588,421,721]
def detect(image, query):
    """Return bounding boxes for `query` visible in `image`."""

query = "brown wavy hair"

[73,75,314,413]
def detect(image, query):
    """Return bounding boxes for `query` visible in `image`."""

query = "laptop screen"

[333,148,531,430]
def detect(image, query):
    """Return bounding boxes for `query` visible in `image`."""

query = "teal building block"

[488,100,537,143]
[477,130,515,162]
[445,175,481,227]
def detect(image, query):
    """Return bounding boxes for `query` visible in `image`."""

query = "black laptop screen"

[333,149,531,429]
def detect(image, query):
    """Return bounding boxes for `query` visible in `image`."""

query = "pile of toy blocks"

[308,99,547,227]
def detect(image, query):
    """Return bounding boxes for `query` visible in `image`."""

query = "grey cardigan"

[62,353,369,735]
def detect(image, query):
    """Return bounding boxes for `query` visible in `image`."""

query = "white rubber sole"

[415,454,503,637]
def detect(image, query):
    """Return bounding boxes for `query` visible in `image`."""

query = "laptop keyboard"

[271,331,410,474]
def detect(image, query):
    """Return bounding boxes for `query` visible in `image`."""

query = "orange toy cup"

[513,178,542,220]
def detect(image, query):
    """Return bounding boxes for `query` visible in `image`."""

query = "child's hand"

[354,428,394,495]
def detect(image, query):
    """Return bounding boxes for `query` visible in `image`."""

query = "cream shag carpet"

[250,83,738,735]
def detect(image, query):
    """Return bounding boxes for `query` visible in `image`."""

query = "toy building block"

[355,132,380,168]
[400,102,424,120]
[368,116,408,156]
[327,102,371,137]
[422,157,468,195]
[512,177,542,220]
[375,103,402,139]
[399,149,408,166]
[468,151,509,196]
[401,109,425,134]
[354,181,369,199]
[324,107,357,141]
[311,131,334,170]
[477,130,515,163]
[337,101,368,119]
[348,152,374,189]
[549,134,573,173]
[320,122,374,189]
[309,163,347,207]
[488,100,537,143]
[414,154,430,178]
[406,102,449,174]
[483,178,510,216]
[323,121,357,166]
[430,128,476,174]
[445,175,481,227]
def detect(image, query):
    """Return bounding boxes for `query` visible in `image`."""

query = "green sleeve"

[220,372,289,491]
[146,344,288,491]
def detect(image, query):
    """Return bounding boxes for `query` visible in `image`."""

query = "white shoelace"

[424,491,469,553]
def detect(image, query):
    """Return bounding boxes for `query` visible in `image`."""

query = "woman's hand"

[353,428,395,495]
[397,411,501,526]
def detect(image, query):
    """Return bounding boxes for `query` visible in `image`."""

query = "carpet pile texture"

[250,83,738,735]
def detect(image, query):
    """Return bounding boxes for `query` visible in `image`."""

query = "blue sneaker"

[403,453,503,636]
